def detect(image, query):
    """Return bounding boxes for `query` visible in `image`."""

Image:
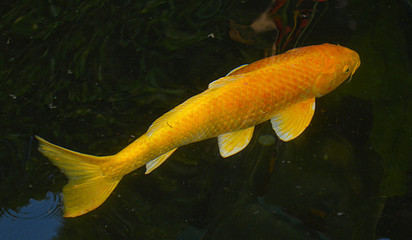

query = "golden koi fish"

[36,43,360,217]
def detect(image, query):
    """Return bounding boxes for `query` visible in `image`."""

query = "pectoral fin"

[145,148,177,174]
[218,126,255,158]
[271,98,316,141]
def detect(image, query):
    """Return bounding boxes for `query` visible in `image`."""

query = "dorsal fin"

[226,64,249,76]
[271,98,316,141]
[147,92,206,137]
[208,75,243,89]
[207,64,250,89]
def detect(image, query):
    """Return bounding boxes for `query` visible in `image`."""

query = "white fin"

[218,126,255,158]
[226,64,249,76]
[208,75,243,89]
[271,98,316,141]
[145,148,177,174]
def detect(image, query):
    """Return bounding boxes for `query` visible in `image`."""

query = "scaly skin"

[37,43,360,217]
[108,43,360,176]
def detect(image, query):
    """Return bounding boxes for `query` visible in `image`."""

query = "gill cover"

[312,60,338,97]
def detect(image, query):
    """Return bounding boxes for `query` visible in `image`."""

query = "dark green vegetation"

[1,0,411,239]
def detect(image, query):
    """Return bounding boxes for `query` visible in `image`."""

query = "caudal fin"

[36,136,119,217]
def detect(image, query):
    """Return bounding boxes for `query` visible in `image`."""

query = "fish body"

[37,43,360,217]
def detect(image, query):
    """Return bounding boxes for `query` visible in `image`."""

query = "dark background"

[1,0,411,239]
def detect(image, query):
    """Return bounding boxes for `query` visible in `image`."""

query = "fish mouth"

[346,59,360,83]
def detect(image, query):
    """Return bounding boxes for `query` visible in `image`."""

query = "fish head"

[312,44,360,97]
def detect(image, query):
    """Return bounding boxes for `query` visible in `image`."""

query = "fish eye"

[343,66,350,73]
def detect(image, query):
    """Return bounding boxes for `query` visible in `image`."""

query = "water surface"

[1,0,411,239]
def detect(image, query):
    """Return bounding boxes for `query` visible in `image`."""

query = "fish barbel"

[36,43,360,217]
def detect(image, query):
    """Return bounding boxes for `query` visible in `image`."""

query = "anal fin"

[145,148,177,174]
[218,126,254,158]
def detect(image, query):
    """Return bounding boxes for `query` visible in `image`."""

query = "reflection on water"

[258,134,276,146]
[0,192,62,240]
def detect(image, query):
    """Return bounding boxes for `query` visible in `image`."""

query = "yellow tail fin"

[36,136,119,217]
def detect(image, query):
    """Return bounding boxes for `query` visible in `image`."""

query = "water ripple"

[1,191,62,220]
[0,192,63,240]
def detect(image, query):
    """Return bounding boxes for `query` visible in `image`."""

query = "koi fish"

[36,43,360,217]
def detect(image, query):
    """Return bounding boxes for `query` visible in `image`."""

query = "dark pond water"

[1,0,411,239]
